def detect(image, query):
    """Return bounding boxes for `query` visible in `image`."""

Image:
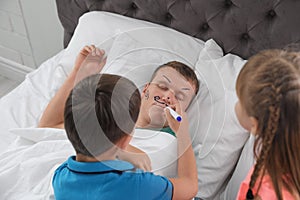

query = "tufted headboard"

[56,0,300,59]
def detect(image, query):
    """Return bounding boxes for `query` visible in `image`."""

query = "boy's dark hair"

[64,74,141,157]
[150,61,199,95]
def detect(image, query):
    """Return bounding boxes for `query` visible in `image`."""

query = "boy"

[52,72,197,199]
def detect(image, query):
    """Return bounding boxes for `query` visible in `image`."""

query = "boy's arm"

[167,103,198,200]
[38,45,106,128]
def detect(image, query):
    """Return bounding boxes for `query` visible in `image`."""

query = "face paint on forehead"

[154,96,168,106]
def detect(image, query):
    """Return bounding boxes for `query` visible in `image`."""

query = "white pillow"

[101,31,202,89]
[189,39,250,199]
[198,39,224,60]
[198,39,247,92]
[58,11,205,74]
[220,134,255,200]
[189,39,247,150]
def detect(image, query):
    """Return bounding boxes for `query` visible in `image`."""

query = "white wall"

[0,0,63,70]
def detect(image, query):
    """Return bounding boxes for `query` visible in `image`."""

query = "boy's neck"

[76,147,119,162]
[76,154,100,162]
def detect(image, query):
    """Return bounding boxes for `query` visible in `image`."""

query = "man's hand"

[38,45,106,128]
[72,45,107,84]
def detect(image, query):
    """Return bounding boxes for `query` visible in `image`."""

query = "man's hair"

[150,61,199,94]
[64,74,141,157]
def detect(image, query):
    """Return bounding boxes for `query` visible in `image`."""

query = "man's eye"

[158,84,168,90]
[175,95,184,101]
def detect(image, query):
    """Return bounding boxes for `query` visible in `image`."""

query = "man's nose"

[162,91,175,105]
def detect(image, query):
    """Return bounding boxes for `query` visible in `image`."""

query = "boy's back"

[53,156,172,200]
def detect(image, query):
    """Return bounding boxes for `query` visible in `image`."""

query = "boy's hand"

[165,100,189,135]
[72,45,107,84]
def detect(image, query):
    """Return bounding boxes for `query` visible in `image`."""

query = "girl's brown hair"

[236,50,300,200]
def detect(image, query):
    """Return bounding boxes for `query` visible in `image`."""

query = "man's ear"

[249,117,258,135]
[141,83,150,98]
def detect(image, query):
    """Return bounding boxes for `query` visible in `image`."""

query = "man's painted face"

[140,67,196,128]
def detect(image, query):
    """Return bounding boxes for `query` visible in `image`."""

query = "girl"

[236,50,300,200]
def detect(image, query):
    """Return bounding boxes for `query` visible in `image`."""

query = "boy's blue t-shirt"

[53,156,173,200]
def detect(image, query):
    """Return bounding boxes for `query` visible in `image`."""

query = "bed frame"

[56,0,300,59]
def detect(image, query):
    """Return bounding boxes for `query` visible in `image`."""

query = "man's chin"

[148,108,168,128]
[148,117,168,129]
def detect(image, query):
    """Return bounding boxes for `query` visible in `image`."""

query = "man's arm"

[38,45,106,128]
[38,71,77,128]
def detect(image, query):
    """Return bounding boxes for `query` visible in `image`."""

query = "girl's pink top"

[237,167,295,200]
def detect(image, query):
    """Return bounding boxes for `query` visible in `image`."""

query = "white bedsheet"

[0,50,69,199]
[0,50,67,153]
[0,128,71,200]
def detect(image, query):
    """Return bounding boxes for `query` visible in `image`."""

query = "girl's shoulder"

[256,175,294,200]
[237,167,295,200]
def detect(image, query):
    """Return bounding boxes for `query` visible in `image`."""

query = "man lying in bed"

[38,45,199,173]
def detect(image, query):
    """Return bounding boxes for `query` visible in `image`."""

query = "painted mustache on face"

[154,96,169,107]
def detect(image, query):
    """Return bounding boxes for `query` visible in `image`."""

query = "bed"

[0,0,299,199]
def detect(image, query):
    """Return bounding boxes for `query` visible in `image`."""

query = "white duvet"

[0,128,177,200]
